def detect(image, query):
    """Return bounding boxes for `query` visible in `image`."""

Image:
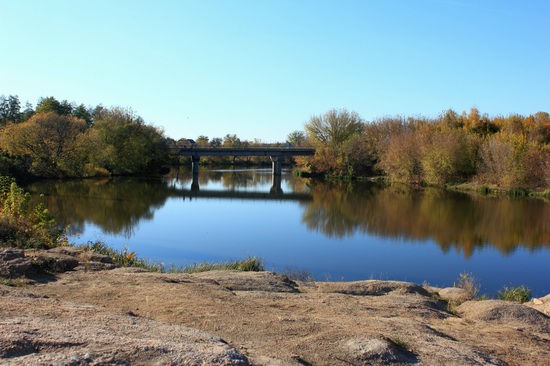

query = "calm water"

[26,168,550,297]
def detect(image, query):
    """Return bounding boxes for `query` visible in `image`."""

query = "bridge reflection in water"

[176,174,312,201]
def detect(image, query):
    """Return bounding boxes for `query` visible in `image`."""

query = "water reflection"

[26,169,550,257]
[302,181,550,257]
[27,178,171,238]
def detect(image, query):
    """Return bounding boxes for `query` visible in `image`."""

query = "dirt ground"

[2,265,548,366]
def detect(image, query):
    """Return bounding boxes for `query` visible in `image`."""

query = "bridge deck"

[177,147,315,157]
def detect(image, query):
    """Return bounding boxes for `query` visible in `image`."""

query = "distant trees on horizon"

[299,107,550,190]
[1,94,549,190]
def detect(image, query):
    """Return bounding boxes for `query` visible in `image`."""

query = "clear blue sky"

[1,0,549,142]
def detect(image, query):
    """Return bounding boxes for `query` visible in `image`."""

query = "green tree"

[0,95,22,125]
[73,104,93,127]
[85,107,168,175]
[223,134,241,147]
[420,127,479,185]
[209,137,222,147]
[35,96,72,115]
[196,135,209,147]
[287,130,306,146]
[20,102,35,121]
[305,109,363,146]
[1,112,87,177]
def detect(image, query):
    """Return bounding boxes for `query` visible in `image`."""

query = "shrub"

[497,285,531,303]
[0,178,65,249]
[454,272,480,299]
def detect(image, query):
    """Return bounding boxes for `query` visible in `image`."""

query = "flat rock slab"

[4,267,550,366]
[193,270,299,292]
[0,285,249,365]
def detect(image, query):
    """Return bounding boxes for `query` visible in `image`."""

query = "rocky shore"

[1,247,549,365]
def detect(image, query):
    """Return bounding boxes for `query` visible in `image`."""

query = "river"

[26,167,550,297]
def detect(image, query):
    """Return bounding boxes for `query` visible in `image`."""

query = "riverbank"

[1,246,549,365]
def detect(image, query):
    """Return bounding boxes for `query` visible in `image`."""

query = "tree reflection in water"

[26,169,550,258]
[302,181,550,257]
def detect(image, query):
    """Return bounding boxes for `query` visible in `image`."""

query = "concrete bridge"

[178,147,315,176]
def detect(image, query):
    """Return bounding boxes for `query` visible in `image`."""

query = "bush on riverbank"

[0,177,66,249]
[298,108,550,191]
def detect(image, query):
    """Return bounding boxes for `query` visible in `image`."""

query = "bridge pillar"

[192,156,200,175]
[270,156,282,176]
[191,173,200,192]
[270,175,283,195]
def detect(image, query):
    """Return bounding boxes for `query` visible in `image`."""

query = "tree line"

[0,95,173,178]
[297,108,550,190]
[2,94,549,190]
[0,95,290,178]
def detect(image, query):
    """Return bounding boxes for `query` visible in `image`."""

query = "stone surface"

[0,248,31,277]
[314,279,431,297]
[2,249,550,365]
[194,269,299,292]
[438,286,472,303]
[457,299,550,333]
[525,294,550,316]
[345,337,418,364]
[0,285,249,365]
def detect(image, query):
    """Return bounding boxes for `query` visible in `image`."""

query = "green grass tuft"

[175,256,264,274]
[497,285,531,303]
[78,241,263,274]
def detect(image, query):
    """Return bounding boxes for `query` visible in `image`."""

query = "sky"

[1,0,549,142]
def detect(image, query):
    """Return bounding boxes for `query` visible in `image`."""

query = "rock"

[0,247,32,277]
[193,270,299,292]
[28,251,80,273]
[525,294,550,316]
[0,285,250,365]
[315,280,431,297]
[345,337,418,364]
[439,287,472,303]
[457,300,550,332]
[47,246,84,257]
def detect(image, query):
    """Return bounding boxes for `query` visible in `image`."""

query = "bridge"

[177,147,315,176]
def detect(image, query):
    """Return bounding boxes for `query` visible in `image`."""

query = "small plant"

[80,241,157,270]
[283,267,314,282]
[497,285,531,303]
[178,257,264,274]
[454,272,480,300]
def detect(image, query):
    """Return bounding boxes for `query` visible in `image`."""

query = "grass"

[497,285,531,303]
[454,272,480,300]
[78,241,264,274]
[453,273,532,304]
[0,277,34,287]
[174,257,264,274]
[282,267,314,282]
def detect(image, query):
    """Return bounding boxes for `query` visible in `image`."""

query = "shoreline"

[2,246,550,365]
